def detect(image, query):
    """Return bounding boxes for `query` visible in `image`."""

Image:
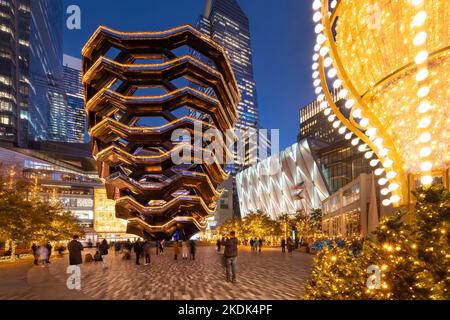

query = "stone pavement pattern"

[0,246,312,300]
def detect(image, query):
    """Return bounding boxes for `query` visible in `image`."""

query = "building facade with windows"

[0,142,132,243]
[195,0,265,218]
[298,91,372,193]
[48,54,85,143]
[0,0,64,147]
[321,173,394,238]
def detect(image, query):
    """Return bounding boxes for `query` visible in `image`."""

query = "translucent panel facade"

[236,139,329,220]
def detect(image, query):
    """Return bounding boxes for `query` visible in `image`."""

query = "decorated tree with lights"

[0,172,83,259]
[305,185,449,300]
[412,185,450,299]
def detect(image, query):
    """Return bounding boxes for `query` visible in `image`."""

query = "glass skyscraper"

[196,0,263,217]
[48,54,85,144]
[298,90,372,193]
[0,0,63,147]
[27,0,63,144]
[0,0,30,144]
[197,0,260,166]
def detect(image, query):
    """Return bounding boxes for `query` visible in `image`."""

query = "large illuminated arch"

[311,0,449,207]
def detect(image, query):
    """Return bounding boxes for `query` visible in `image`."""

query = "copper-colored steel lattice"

[82,25,239,239]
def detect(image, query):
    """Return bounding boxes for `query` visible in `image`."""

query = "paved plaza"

[0,246,313,300]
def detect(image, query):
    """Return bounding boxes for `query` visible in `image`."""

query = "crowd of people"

[63,233,239,284]
[31,242,53,267]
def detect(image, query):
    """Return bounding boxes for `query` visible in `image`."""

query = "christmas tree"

[305,185,449,300]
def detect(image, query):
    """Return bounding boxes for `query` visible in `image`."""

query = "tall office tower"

[298,90,372,193]
[299,88,348,144]
[49,54,85,144]
[27,0,63,144]
[0,0,30,144]
[63,55,85,143]
[0,0,63,147]
[196,0,261,217]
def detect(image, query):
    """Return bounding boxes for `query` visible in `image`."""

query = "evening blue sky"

[63,0,316,150]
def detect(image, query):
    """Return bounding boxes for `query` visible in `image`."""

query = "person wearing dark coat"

[134,239,143,265]
[190,240,196,260]
[143,241,152,265]
[68,235,84,266]
[281,238,286,253]
[216,239,221,252]
[31,243,38,265]
[224,232,238,283]
[45,242,52,263]
[98,239,110,269]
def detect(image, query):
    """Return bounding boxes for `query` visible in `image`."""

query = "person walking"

[134,239,143,265]
[173,240,180,260]
[224,231,238,283]
[99,239,110,270]
[37,245,49,267]
[281,238,286,253]
[114,242,121,255]
[287,237,293,254]
[181,240,189,260]
[190,240,196,260]
[258,238,263,253]
[45,242,52,263]
[143,241,151,266]
[249,238,254,252]
[216,238,221,252]
[68,235,84,266]
[158,240,164,255]
[253,238,259,253]
[31,243,38,265]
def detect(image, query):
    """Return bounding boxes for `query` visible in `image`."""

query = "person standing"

[224,231,238,283]
[99,239,110,269]
[45,242,52,263]
[68,235,84,266]
[37,244,49,267]
[143,241,151,266]
[114,242,121,255]
[158,240,164,255]
[281,238,286,253]
[190,240,196,260]
[258,238,263,253]
[249,238,254,252]
[181,240,189,260]
[31,243,38,265]
[216,238,221,252]
[173,240,180,260]
[253,238,259,253]
[134,239,143,265]
[287,237,293,254]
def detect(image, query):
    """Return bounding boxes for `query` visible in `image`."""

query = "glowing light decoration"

[310,0,450,207]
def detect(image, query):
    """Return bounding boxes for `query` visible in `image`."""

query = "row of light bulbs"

[410,0,434,186]
[311,0,401,207]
